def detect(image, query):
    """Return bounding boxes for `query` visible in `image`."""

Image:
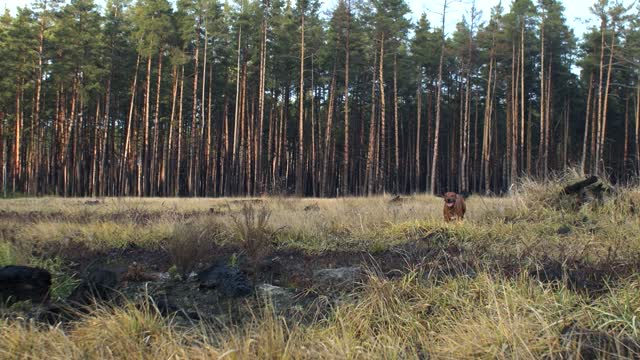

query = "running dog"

[442,192,467,222]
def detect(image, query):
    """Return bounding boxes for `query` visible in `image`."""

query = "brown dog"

[442,192,466,222]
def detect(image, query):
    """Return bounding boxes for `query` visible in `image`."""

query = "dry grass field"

[1,174,640,359]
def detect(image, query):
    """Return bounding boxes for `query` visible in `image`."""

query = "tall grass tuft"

[165,218,222,278]
[230,204,275,265]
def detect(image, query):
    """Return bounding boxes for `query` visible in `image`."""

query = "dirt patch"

[48,237,636,296]
[529,256,640,293]
[559,324,640,359]
[8,236,640,332]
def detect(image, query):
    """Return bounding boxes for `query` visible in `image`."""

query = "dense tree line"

[0,0,639,197]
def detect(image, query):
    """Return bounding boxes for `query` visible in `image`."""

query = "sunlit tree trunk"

[482,54,495,193]
[597,29,615,175]
[430,0,447,194]
[142,55,152,196]
[594,15,606,175]
[256,3,267,194]
[378,34,386,193]
[322,69,337,196]
[189,41,200,196]
[100,78,111,196]
[175,66,185,196]
[121,55,140,196]
[581,72,593,174]
[365,47,378,195]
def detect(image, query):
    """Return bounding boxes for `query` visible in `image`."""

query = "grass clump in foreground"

[1,271,638,359]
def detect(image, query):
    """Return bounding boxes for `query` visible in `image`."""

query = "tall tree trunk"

[563,100,569,169]
[14,80,22,193]
[238,63,247,193]
[365,47,378,195]
[256,3,267,194]
[426,87,433,182]
[581,72,593,174]
[393,53,399,193]
[461,17,474,193]
[378,33,386,192]
[519,19,525,179]
[296,11,305,196]
[166,65,178,195]
[527,104,532,176]
[121,55,140,195]
[201,25,208,196]
[430,1,447,194]
[33,9,45,195]
[473,97,479,191]
[341,0,350,196]
[90,100,100,196]
[175,66,185,196]
[482,54,495,193]
[544,60,551,176]
[507,43,515,187]
[415,79,422,192]
[310,61,317,196]
[143,55,152,196]
[190,42,200,196]
[597,29,615,175]
[222,93,230,195]
[71,89,81,196]
[539,14,546,177]
[232,28,242,178]
[151,52,162,196]
[636,80,640,175]
[510,35,519,188]
[624,96,629,172]
[594,15,606,175]
[66,81,78,195]
[322,68,337,196]
[206,62,214,195]
[310,89,317,196]
[100,78,111,196]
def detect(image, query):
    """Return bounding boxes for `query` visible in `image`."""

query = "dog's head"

[443,192,458,208]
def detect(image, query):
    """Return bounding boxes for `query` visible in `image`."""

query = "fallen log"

[562,176,598,195]
[0,265,51,304]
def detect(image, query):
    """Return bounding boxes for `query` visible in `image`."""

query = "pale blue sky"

[1,0,634,40]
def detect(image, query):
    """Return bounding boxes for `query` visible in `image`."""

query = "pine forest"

[1,0,639,197]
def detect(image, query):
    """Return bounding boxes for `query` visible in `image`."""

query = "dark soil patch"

[558,324,640,359]
[529,256,640,294]
[6,236,640,335]
[49,237,638,297]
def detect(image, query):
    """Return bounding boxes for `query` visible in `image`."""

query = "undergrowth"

[1,172,639,358]
[0,271,637,359]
